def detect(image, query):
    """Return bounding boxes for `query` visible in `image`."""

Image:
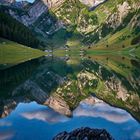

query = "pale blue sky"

[16,0,35,3]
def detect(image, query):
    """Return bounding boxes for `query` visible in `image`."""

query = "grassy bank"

[0,38,47,69]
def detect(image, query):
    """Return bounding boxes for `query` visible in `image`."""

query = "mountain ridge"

[1,0,139,46]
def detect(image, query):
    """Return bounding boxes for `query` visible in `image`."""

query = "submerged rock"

[53,127,114,140]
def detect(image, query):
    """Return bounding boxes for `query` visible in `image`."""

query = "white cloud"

[21,97,134,124]
[0,121,12,127]
[0,131,14,140]
[21,108,69,123]
[73,102,133,123]
[133,130,140,139]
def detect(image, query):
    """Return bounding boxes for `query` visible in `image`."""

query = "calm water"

[0,99,140,140]
[0,51,140,139]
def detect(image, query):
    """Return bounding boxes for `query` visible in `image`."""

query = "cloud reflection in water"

[74,102,133,123]
[0,98,139,140]
[0,131,14,140]
[21,108,69,123]
[21,97,133,124]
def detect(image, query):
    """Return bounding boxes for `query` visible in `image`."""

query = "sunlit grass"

[0,38,47,66]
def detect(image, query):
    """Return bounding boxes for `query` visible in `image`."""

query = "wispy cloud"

[0,131,14,140]
[21,108,69,123]
[0,121,12,127]
[133,130,140,139]
[74,102,133,123]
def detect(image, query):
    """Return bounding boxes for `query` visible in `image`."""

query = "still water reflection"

[0,51,140,139]
[0,97,140,140]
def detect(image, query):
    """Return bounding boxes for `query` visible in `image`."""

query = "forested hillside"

[0,12,40,48]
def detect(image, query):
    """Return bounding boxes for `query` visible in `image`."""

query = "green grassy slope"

[0,38,46,69]
[87,26,140,59]
[53,0,140,47]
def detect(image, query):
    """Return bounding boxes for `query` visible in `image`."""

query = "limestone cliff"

[53,127,113,140]
[79,0,107,8]
[9,0,48,26]
[0,0,15,5]
[42,0,65,9]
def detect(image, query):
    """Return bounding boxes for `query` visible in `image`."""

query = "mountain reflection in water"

[0,97,140,140]
[0,51,140,140]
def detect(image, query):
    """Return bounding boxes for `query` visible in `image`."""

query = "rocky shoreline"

[53,127,114,140]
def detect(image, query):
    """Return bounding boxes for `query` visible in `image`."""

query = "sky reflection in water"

[0,100,140,140]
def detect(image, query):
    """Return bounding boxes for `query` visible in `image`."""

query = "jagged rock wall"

[0,0,15,5]
[106,1,132,29]
[0,97,30,118]
[42,0,65,9]
[53,127,113,140]
[9,0,48,26]
[44,95,72,116]
[79,0,107,7]
[1,0,62,37]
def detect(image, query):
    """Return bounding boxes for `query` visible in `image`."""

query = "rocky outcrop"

[44,95,72,116]
[9,0,48,26]
[7,0,65,26]
[0,97,30,118]
[82,96,103,104]
[0,0,15,5]
[79,0,107,8]
[11,64,65,103]
[11,80,48,104]
[53,127,114,140]
[0,0,29,8]
[0,99,17,118]
[42,0,65,9]
[105,1,132,29]
[0,70,64,118]
[80,61,140,120]
[1,0,63,37]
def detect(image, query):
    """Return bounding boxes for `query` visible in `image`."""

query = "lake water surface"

[0,51,140,140]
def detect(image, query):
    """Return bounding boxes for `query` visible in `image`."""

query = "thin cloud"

[74,102,133,123]
[0,131,14,140]
[0,121,12,127]
[21,108,69,123]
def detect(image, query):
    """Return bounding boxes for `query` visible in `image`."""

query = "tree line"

[0,12,40,48]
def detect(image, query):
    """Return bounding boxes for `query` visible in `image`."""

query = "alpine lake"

[0,44,140,140]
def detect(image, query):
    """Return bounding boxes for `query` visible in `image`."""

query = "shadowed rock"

[53,127,114,140]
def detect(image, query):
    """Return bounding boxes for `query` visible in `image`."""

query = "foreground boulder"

[53,127,114,140]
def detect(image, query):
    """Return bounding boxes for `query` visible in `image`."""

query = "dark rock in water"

[53,127,114,140]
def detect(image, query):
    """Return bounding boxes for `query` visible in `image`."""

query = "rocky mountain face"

[36,59,139,120]
[53,127,113,140]
[101,1,140,31]
[0,0,15,5]
[44,95,72,116]
[0,97,30,118]
[0,56,140,121]
[81,60,140,120]
[43,0,106,9]
[0,0,140,121]
[42,0,65,9]
[1,0,139,44]
[8,0,48,26]
[0,0,30,8]
[53,0,140,44]
[79,0,107,8]
[0,0,62,38]
[85,0,140,43]
[0,0,140,44]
